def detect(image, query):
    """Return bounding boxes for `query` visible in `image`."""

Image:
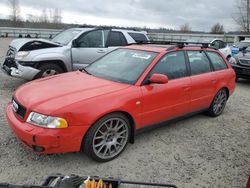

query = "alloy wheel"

[213,89,227,115]
[92,117,129,160]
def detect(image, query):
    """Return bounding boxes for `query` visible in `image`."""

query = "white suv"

[1,28,149,80]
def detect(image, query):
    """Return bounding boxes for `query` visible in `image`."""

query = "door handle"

[182,85,191,91]
[97,49,106,53]
[211,79,217,84]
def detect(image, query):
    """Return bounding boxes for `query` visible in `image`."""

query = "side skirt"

[135,108,209,136]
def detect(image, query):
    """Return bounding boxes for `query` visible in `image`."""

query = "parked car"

[208,39,232,60]
[6,42,235,162]
[1,28,149,80]
[230,40,250,56]
[230,46,250,80]
[189,39,232,60]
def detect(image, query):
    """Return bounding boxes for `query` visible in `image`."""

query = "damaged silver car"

[1,28,149,80]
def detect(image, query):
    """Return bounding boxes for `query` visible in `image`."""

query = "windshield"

[86,49,158,84]
[52,29,81,45]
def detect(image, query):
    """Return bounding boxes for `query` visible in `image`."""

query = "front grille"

[12,99,27,120]
[239,59,250,67]
[6,47,16,59]
[3,58,17,69]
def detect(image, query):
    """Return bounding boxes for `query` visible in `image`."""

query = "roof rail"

[129,41,212,49]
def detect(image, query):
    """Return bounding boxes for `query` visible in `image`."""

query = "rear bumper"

[1,59,40,80]
[231,64,250,79]
[6,103,89,154]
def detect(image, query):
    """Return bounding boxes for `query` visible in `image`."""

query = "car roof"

[68,28,146,33]
[123,44,218,53]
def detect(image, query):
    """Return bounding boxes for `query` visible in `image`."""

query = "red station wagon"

[6,42,236,162]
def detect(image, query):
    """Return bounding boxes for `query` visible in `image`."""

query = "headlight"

[15,51,30,61]
[27,112,68,129]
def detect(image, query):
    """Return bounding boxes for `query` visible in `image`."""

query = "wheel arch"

[218,86,230,99]
[81,110,136,151]
[36,60,67,72]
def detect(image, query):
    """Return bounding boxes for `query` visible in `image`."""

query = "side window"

[207,51,228,71]
[77,30,103,48]
[128,32,148,42]
[219,41,226,49]
[211,40,220,49]
[187,51,211,75]
[108,31,127,46]
[150,51,187,80]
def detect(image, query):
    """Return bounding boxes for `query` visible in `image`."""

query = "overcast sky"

[0,0,238,31]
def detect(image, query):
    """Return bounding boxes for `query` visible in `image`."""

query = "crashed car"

[230,46,250,80]
[1,28,149,80]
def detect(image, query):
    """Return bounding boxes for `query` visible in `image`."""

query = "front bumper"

[6,103,89,154]
[231,64,250,79]
[1,58,40,80]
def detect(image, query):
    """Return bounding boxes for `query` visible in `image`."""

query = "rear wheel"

[208,88,228,117]
[34,63,64,79]
[83,113,131,162]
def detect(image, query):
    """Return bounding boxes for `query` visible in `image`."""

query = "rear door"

[140,51,191,127]
[186,50,217,111]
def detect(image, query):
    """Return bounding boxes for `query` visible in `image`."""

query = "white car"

[1,28,149,80]
[209,39,232,60]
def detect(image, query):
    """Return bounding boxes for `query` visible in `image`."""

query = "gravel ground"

[0,38,249,188]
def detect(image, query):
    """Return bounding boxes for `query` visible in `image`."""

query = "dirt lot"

[0,38,249,188]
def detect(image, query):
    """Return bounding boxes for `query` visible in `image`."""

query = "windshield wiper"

[81,68,91,75]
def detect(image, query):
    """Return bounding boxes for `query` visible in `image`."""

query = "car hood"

[14,71,130,114]
[10,38,61,51]
[235,52,250,59]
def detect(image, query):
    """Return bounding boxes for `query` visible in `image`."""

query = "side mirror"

[72,39,79,48]
[149,74,169,84]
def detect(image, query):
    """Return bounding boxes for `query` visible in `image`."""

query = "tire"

[34,63,64,79]
[207,88,228,117]
[83,113,131,162]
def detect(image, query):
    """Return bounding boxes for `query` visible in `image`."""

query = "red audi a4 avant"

[6,42,235,162]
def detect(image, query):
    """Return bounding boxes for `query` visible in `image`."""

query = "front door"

[71,29,110,70]
[140,51,191,127]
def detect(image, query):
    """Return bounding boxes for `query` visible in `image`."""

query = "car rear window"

[128,32,148,42]
[108,31,127,46]
[206,51,228,71]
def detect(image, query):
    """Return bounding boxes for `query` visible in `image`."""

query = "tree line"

[8,0,62,25]
[6,0,250,34]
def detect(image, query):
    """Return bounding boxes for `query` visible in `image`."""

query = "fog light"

[32,145,45,152]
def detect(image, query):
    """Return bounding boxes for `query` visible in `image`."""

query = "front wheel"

[83,113,131,162]
[34,63,64,79]
[208,88,228,117]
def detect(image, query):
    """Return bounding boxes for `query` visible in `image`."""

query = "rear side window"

[207,51,228,71]
[150,51,187,80]
[108,31,127,46]
[187,51,211,75]
[128,32,148,42]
